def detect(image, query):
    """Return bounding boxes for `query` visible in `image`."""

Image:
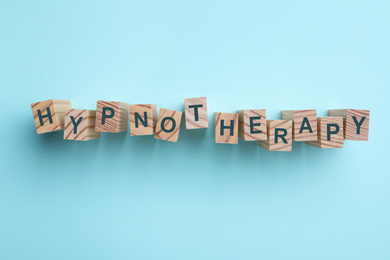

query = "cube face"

[184,97,208,129]
[259,120,292,151]
[64,109,101,141]
[154,108,183,142]
[306,117,343,148]
[328,109,370,141]
[282,110,317,141]
[129,104,158,136]
[238,109,267,141]
[31,99,72,134]
[215,112,239,144]
[95,101,129,133]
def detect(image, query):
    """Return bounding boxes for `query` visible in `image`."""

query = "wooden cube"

[215,112,239,144]
[259,120,292,151]
[281,110,318,141]
[306,117,344,148]
[328,109,370,141]
[129,104,158,136]
[238,109,267,141]
[95,100,129,133]
[154,108,183,142]
[64,109,101,141]
[31,99,72,134]
[184,97,208,129]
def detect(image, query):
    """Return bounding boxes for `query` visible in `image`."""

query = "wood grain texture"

[259,120,292,151]
[281,109,317,141]
[184,97,208,129]
[238,109,267,141]
[215,112,239,144]
[129,104,157,136]
[328,109,370,141]
[154,108,183,142]
[64,109,101,141]
[95,100,129,133]
[31,99,72,134]
[306,117,344,148]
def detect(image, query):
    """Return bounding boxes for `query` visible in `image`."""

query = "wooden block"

[238,109,267,141]
[328,109,370,141]
[154,108,183,142]
[259,120,292,151]
[215,112,239,144]
[95,100,129,133]
[184,97,208,129]
[281,109,317,141]
[306,117,344,148]
[129,104,158,136]
[31,99,72,134]
[64,109,101,141]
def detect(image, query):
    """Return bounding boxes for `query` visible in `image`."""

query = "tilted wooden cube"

[281,109,318,141]
[31,99,72,134]
[154,108,183,142]
[328,109,370,141]
[238,109,267,141]
[184,97,208,129]
[215,112,239,144]
[306,117,343,148]
[95,100,129,133]
[259,120,292,151]
[64,109,101,141]
[129,104,158,136]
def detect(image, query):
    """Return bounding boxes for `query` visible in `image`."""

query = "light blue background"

[1,1,389,259]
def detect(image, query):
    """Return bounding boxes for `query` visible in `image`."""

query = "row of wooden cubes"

[31,98,369,151]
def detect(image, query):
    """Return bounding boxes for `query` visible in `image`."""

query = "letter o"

[161,117,176,133]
